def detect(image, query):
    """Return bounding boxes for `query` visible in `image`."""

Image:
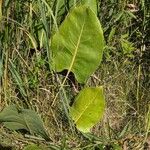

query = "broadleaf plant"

[0,105,50,141]
[80,0,97,15]
[51,5,104,83]
[70,87,105,133]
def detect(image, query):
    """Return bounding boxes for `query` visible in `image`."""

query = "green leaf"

[70,87,105,133]
[80,0,97,15]
[51,6,104,83]
[0,105,50,141]
[121,39,135,56]
[9,60,27,98]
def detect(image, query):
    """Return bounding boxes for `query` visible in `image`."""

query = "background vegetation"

[0,0,150,149]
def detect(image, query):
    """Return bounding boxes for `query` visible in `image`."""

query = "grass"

[0,0,150,149]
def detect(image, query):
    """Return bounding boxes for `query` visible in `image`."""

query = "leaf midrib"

[67,17,86,74]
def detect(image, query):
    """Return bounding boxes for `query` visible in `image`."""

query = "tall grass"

[0,0,150,149]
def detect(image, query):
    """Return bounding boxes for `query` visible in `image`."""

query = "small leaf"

[51,6,104,83]
[70,87,105,133]
[9,60,27,98]
[0,105,50,141]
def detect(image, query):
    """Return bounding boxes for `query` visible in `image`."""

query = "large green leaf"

[81,0,97,14]
[51,6,104,83]
[70,87,105,133]
[0,105,50,141]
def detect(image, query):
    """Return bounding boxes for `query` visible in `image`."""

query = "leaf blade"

[51,6,104,83]
[81,0,97,15]
[0,105,50,141]
[70,87,105,133]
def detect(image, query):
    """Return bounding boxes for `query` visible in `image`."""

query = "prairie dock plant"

[0,0,150,149]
